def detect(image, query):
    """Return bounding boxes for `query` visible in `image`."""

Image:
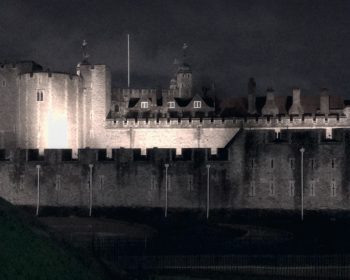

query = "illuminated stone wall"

[17,72,82,152]
[0,62,41,148]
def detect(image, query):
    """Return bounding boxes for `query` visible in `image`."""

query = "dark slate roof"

[128,98,140,108]
[174,98,192,107]
[202,97,215,107]
[219,97,248,117]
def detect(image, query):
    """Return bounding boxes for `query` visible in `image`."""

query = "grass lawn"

[0,198,117,280]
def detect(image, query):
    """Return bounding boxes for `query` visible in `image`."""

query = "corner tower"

[77,40,111,148]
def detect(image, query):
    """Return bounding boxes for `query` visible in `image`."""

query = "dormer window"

[36,90,44,101]
[141,101,148,109]
[168,101,175,108]
[194,101,201,108]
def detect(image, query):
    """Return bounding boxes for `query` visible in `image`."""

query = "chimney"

[288,88,304,115]
[261,88,279,116]
[247,77,257,114]
[320,88,329,115]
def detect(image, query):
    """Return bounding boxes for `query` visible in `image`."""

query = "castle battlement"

[19,71,80,80]
[105,115,350,130]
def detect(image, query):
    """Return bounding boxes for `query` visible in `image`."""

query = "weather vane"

[81,39,89,63]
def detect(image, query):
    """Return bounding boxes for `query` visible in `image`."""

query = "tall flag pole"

[127,34,130,88]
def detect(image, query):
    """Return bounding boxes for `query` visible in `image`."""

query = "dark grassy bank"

[0,199,121,280]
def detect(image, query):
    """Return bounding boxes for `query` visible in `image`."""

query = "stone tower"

[76,41,111,148]
[175,43,192,98]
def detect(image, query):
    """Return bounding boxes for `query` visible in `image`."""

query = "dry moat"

[33,207,350,279]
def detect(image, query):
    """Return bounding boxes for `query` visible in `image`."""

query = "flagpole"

[127,34,130,88]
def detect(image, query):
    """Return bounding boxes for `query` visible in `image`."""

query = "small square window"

[168,101,175,108]
[194,101,201,108]
[141,101,149,109]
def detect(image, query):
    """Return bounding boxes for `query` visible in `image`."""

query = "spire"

[81,40,90,64]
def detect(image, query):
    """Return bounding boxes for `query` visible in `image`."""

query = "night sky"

[1,0,350,98]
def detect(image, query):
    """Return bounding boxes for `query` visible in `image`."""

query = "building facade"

[0,42,350,212]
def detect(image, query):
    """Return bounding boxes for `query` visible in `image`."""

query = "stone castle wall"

[17,72,82,151]
[1,128,350,212]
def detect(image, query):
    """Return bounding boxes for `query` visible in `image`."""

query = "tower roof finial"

[81,40,90,64]
[182,43,188,63]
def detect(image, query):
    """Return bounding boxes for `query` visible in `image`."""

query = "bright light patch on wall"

[47,111,68,148]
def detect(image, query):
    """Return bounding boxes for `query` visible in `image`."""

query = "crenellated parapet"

[105,114,350,129]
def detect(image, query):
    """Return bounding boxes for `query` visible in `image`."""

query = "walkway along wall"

[0,128,350,211]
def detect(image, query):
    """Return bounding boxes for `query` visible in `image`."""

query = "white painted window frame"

[141,101,149,109]
[193,101,201,108]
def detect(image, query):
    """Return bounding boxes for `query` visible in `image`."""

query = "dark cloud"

[0,0,350,98]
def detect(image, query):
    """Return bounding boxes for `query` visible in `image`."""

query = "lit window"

[168,101,175,108]
[141,101,149,109]
[36,90,44,101]
[194,101,201,108]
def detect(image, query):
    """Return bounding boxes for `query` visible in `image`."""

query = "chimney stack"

[320,88,330,115]
[247,77,257,114]
[261,88,279,116]
[288,88,304,115]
